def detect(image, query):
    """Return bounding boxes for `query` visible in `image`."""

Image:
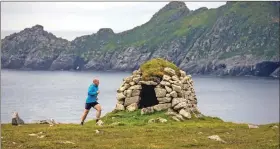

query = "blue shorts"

[85,102,99,110]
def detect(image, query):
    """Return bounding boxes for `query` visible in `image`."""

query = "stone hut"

[115,58,200,121]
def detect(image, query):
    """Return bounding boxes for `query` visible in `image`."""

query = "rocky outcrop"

[114,65,200,121]
[1,2,279,77]
[1,25,72,70]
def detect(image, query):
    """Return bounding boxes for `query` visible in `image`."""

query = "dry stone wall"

[115,67,200,121]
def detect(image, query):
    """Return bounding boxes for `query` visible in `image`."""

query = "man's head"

[93,79,99,86]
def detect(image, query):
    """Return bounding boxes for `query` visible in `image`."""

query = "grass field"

[1,110,279,149]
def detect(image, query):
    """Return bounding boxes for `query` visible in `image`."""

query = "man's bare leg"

[94,104,102,122]
[81,109,89,125]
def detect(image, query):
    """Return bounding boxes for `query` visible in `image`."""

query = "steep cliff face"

[1,2,279,77]
[1,25,72,70]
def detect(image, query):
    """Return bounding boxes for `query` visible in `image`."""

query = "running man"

[80,79,102,125]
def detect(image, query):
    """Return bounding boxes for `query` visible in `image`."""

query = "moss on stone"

[140,58,180,81]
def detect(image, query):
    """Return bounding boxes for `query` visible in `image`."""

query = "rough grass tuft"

[2,110,279,149]
[140,58,180,81]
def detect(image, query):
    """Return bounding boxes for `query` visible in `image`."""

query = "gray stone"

[177,91,183,97]
[171,75,179,81]
[183,84,189,90]
[179,109,191,119]
[126,89,132,98]
[129,82,135,86]
[172,84,182,93]
[124,76,133,83]
[157,97,171,103]
[165,108,178,116]
[139,81,158,85]
[165,86,172,93]
[154,88,167,98]
[170,91,177,98]
[128,85,142,90]
[153,103,171,111]
[172,98,186,107]
[120,84,130,92]
[126,103,138,112]
[156,117,167,123]
[184,91,192,98]
[116,93,126,101]
[160,81,171,86]
[181,76,191,84]
[115,103,125,111]
[248,124,259,129]
[180,70,186,77]
[164,67,176,76]
[174,102,187,110]
[170,80,183,87]
[131,90,141,97]
[208,135,226,143]
[124,96,140,106]
[141,107,154,115]
[132,77,141,83]
[163,75,171,81]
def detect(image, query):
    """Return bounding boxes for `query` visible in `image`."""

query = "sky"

[1,2,226,40]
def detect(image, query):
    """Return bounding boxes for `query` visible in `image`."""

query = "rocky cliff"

[1,2,279,77]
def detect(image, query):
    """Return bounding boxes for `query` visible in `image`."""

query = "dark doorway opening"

[139,85,159,108]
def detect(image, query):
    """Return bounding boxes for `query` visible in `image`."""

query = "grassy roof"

[140,58,180,81]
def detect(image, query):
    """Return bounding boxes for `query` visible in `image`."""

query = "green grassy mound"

[140,58,180,81]
[2,110,279,149]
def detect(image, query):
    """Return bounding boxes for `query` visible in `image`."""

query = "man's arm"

[88,85,98,96]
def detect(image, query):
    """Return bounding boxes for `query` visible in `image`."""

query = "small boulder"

[174,102,187,110]
[172,84,182,93]
[208,135,226,143]
[180,70,186,77]
[164,67,176,76]
[129,82,135,86]
[157,97,171,103]
[179,109,191,119]
[165,86,172,93]
[170,91,178,98]
[124,96,140,106]
[272,125,279,129]
[160,81,171,86]
[141,107,154,115]
[131,89,140,97]
[154,88,167,98]
[153,103,171,111]
[163,75,171,81]
[156,117,167,123]
[116,93,126,101]
[139,81,158,85]
[115,103,125,111]
[128,85,142,90]
[248,124,259,129]
[95,130,100,134]
[171,76,179,81]
[171,98,186,107]
[126,103,138,112]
